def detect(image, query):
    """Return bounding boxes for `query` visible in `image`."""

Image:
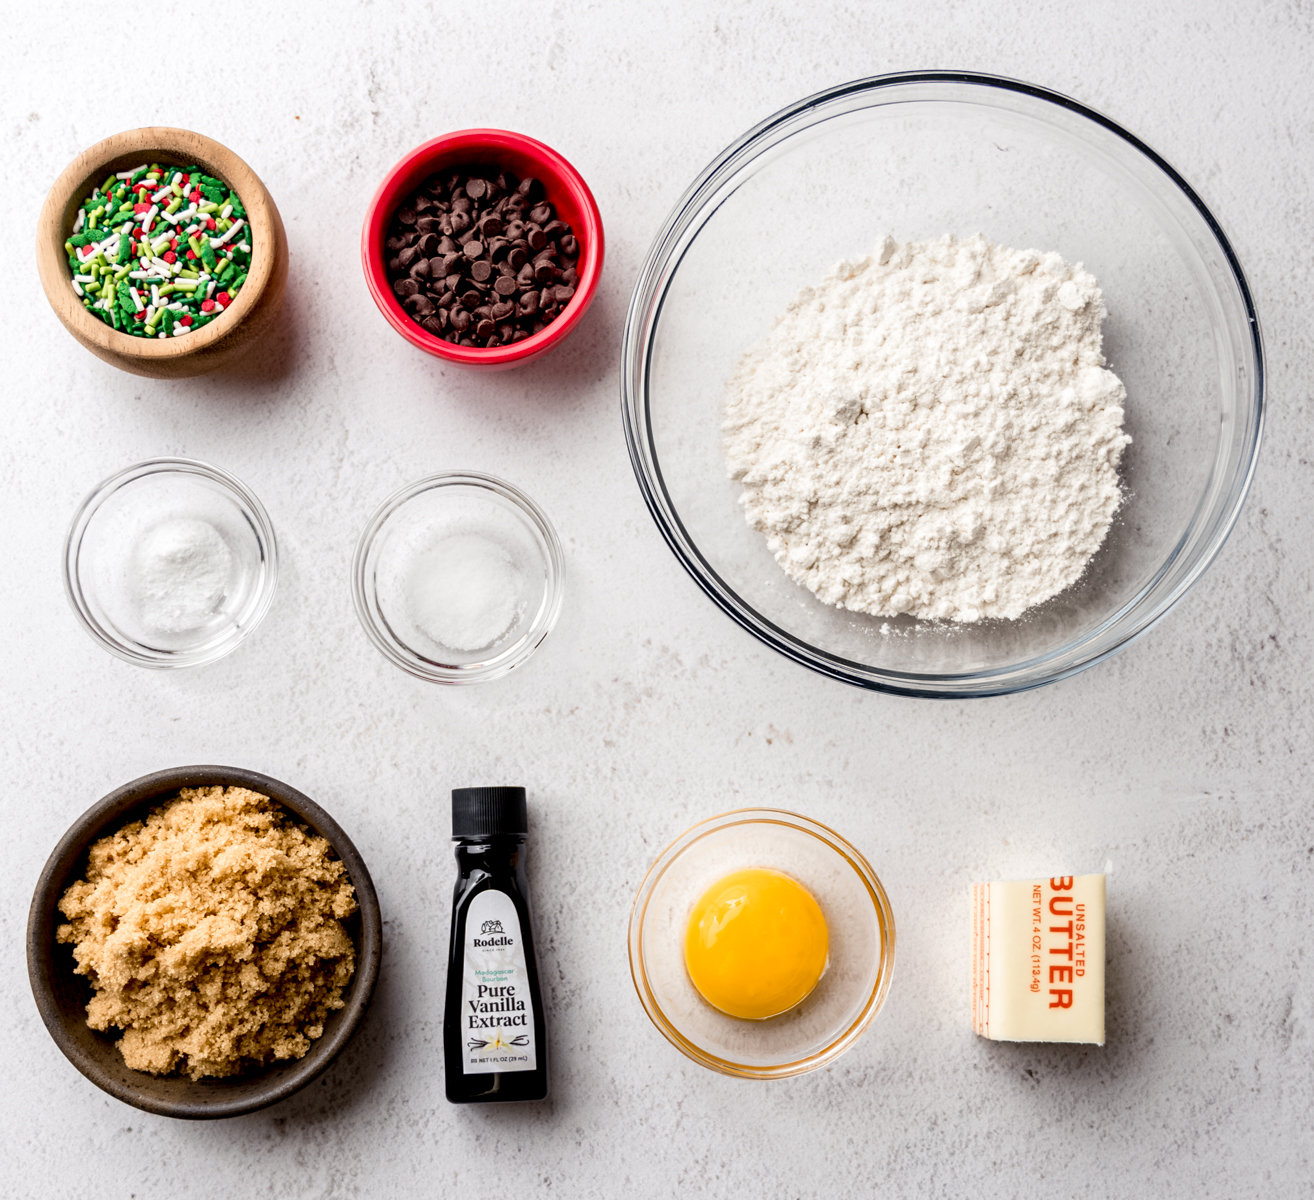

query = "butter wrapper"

[972,874,1105,1044]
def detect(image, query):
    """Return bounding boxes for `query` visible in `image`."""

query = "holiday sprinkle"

[64,163,251,338]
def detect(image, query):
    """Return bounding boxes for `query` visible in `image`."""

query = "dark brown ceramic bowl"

[27,766,382,1120]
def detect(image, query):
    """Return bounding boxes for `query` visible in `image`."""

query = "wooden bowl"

[27,766,382,1120]
[36,128,289,379]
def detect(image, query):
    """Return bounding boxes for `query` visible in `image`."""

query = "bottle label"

[462,889,537,1074]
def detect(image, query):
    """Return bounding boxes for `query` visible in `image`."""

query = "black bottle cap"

[452,787,528,837]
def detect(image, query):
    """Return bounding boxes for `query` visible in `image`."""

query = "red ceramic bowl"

[362,129,604,371]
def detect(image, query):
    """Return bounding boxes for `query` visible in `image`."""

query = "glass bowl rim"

[627,806,897,1079]
[350,469,566,684]
[62,455,279,670]
[620,70,1265,698]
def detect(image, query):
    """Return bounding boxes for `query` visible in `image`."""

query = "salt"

[407,533,523,652]
[134,517,233,634]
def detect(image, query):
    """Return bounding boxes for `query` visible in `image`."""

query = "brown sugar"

[57,786,357,1080]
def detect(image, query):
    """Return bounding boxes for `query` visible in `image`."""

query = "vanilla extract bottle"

[443,787,549,1103]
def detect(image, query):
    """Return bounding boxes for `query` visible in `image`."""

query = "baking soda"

[134,517,232,633]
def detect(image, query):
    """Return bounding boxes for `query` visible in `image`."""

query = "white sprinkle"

[171,171,182,186]
[128,286,144,313]
[115,164,148,179]
[237,242,250,253]
[210,218,245,247]
[73,274,96,283]
[151,186,172,203]
[73,209,85,234]
[206,281,215,299]
[158,331,168,339]
[151,284,160,306]
[72,281,84,297]
[144,304,156,323]
[141,205,158,234]
[220,204,232,219]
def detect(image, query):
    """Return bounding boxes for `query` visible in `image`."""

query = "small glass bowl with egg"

[628,809,895,1079]
[352,471,565,684]
[63,458,278,668]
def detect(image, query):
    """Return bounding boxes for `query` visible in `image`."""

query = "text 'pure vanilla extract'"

[443,786,548,1103]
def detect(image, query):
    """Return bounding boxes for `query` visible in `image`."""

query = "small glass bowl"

[629,809,896,1079]
[352,471,564,684]
[63,458,278,668]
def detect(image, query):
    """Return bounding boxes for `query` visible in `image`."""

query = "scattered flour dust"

[722,234,1132,623]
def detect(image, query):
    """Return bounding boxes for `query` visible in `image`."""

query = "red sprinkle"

[216,291,231,306]
[206,218,216,231]
[190,190,202,202]
[185,249,198,260]
[133,311,145,321]
[162,251,176,264]
[200,299,216,313]
[133,203,151,214]
[179,315,193,326]
[170,238,178,250]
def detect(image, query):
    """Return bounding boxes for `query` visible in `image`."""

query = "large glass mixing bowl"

[621,73,1263,697]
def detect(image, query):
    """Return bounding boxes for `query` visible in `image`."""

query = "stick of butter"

[972,874,1105,1044]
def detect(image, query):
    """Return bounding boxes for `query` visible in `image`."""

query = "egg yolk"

[684,867,829,1021]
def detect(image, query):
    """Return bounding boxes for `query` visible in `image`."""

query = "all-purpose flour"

[722,234,1131,623]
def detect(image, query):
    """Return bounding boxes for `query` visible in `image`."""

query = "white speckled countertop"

[3,3,1312,1195]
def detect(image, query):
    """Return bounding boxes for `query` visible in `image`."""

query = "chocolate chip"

[386,164,585,348]
[397,207,417,226]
